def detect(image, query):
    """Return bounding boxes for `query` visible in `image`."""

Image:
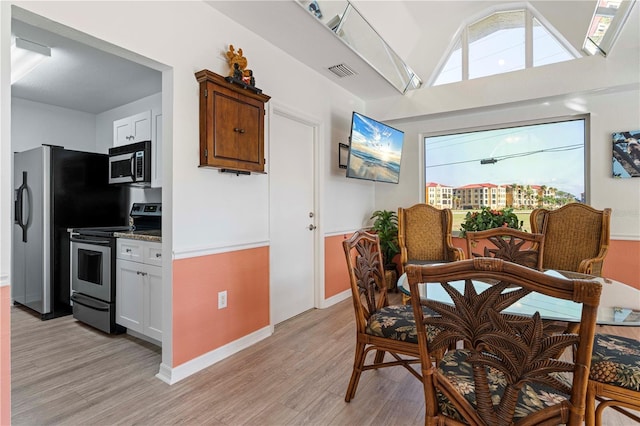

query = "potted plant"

[459,206,522,237]
[370,210,400,291]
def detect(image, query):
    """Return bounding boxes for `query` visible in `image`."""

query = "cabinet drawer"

[144,243,163,266]
[116,239,143,261]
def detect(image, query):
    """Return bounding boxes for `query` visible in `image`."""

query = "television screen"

[346,111,404,184]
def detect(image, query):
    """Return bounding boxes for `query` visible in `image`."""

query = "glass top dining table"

[397,269,640,327]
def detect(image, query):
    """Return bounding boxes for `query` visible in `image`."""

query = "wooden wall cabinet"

[195,70,271,174]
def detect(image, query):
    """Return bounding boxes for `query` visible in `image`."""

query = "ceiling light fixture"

[11,37,51,84]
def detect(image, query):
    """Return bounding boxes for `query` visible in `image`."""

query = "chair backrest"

[530,204,611,276]
[406,259,602,426]
[465,228,545,270]
[343,230,389,333]
[398,204,463,270]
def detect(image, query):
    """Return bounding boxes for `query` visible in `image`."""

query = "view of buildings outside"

[424,119,585,232]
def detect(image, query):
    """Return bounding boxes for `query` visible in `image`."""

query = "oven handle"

[70,236,111,245]
[71,293,110,311]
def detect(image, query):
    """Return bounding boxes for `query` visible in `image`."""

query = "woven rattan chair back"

[398,204,464,274]
[406,258,602,426]
[465,228,545,270]
[530,204,611,276]
[342,230,424,402]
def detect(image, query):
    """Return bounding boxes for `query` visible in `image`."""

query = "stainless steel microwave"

[108,140,151,186]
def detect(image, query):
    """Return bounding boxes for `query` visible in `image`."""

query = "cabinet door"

[115,259,144,333]
[114,117,132,147]
[213,91,241,161]
[144,264,163,341]
[113,111,151,147]
[131,111,152,142]
[151,109,162,188]
[234,99,262,163]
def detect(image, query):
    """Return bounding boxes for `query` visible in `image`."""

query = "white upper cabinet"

[113,108,162,188]
[113,110,151,146]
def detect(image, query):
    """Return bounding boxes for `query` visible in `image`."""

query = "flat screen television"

[346,111,404,184]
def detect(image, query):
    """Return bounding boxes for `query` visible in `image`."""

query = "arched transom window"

[432,8,578,86]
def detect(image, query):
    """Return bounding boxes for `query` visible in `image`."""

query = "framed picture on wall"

[612,130,640,178]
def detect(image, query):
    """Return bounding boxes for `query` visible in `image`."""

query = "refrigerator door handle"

[15,171,29,242]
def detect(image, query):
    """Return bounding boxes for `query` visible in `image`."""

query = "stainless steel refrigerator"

[13,145,129,319]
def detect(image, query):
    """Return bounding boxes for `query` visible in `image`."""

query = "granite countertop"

[114,229,162,243]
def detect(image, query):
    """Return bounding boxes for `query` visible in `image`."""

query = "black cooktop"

[71,203,162,237]
[71,226,133,237]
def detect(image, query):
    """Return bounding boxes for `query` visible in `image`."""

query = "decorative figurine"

[224,44,261,93]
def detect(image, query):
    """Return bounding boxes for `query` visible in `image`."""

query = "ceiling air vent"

[328,63,358,78]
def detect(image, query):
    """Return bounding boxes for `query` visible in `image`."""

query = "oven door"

[71,238,112,302]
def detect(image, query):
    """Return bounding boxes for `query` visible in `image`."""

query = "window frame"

[429,6,580,86]
[420,114,591,233]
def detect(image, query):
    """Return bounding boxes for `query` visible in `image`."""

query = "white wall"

[11,97,96,152]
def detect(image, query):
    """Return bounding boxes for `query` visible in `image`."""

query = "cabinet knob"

[233,128,246,134]
[155,253,161,258]
[126,248,132,253]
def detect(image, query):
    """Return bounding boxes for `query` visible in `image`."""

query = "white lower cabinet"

[116,239,162,342]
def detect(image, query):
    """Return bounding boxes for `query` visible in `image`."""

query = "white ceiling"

[9,1,636,112]
[206,1,606,100]
[11,19,162,114]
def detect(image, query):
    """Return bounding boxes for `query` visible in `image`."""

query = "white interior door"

[269,107,316,325]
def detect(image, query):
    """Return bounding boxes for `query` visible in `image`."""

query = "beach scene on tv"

[347,112,404,184]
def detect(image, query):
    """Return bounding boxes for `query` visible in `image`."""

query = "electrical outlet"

[218,290,227,309]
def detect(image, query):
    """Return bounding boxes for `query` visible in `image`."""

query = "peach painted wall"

[1,286,10,425]
[603,240,640,290]
[325,234,352,298]
[172,247,269,367]
[453,237,640,289]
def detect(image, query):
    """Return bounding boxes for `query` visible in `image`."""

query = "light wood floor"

[11,296,640,425]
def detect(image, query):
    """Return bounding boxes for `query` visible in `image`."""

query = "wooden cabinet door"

[234,98,262,164]
[213,91,241,161]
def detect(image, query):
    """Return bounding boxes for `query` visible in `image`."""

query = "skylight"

[584,0,637,56]
[432,8,577,86]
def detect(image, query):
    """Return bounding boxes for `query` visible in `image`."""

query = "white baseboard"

[318,288,350,309]
[155,325,272,384]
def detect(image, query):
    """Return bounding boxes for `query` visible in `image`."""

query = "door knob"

[308,224,317,231]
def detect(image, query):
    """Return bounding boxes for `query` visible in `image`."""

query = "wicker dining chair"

[342,230,443,403]
[585,333,640,426]
[530,203,611,276]
[398,204,464,275]
[465,228,545,270]
[406,258,602,426]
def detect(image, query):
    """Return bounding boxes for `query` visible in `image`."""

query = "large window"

[424,117,587,232]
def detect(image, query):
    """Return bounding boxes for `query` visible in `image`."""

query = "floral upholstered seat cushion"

[366,304,438,343]
[436,349,570,421]
[590,333,640,391]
